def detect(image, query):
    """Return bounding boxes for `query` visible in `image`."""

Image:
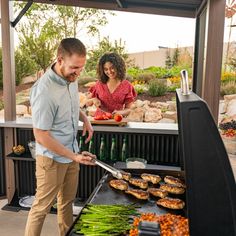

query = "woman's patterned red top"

[89,80,137,113]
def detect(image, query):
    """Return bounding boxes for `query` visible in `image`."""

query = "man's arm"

[33,128,95,164]
[79,110,93,143]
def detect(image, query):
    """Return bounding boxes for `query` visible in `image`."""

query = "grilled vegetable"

[74,204,139,235]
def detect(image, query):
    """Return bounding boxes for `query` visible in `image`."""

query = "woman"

[87,52,136,117]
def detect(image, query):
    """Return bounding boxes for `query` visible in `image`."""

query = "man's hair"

[57,38,86,57]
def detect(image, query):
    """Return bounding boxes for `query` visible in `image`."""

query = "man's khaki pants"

[24,155,79,236]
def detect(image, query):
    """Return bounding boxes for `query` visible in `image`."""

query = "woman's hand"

[92,98,101,107]
[86,98,101,107]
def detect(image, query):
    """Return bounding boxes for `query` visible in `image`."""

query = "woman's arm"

[112,102,133,117]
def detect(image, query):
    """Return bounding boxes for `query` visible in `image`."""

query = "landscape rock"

[162,111,177,122]
[226,99,236,116]
[218,100,227,114]
[127,107,145,122]
[16,105,28,115]
[166,101,176,111]
[144,108,162,122]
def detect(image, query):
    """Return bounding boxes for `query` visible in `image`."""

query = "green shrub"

[136,72,155,83]
[220,81,236,96]
[15,49,38,85]
[134,84,148,95]
[0,48,38,88]
[221,72,236,84]
[167,84,180,92]
[144,66,170,78]
[148,79,168,96]
[127,67,142,81]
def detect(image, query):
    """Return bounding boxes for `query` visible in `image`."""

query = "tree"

[165,49,172,69]
[178,48,193,68]
[225,0,236,70]
[172,46,180,66]
[85,36,131,72]
[14,2,113,72]
[0,47,37,88]
[17,19,60,72]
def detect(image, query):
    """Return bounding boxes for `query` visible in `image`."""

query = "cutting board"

[90,118,128,126]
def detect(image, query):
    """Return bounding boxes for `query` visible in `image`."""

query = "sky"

[80,10,236,53]
[1,9,236,53]
[81,11,197,53]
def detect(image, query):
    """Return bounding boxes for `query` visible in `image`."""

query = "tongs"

[92,158,123,179]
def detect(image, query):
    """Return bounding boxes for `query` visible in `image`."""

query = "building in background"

[128,42,236,69]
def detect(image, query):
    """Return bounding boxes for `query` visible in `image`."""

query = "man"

[25,38,95,236]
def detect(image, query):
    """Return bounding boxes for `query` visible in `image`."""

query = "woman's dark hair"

[97,53,126,83]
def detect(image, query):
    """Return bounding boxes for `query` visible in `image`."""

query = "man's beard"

[60,67,77,82]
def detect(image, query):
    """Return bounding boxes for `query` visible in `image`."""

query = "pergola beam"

[115,0,126,8]
[11,0,33,28]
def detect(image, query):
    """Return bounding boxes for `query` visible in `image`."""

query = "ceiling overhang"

[12,0,204,18]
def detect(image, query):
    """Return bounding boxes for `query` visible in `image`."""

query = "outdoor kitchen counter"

[0,118,178,134]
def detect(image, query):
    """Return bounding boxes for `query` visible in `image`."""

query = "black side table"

[3,152,35,212]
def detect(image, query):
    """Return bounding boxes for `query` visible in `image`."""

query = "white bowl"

[126,158,147,169]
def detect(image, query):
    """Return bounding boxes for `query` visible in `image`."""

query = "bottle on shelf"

[88,137,95,154]
[110,137,117,162]
[99,137,106,161]
[78,136,84,153]
[121,137,128,162]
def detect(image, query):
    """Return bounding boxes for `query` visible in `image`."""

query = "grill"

[67,89,236,236]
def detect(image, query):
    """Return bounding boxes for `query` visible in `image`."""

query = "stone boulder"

[127,107,145,122]
[162,111,177,122]
[16,105,28,115]
[144,108,162,123]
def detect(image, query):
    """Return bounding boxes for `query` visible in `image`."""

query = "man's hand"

[82,118,93,143]
[80,110,94,143]
[74,151,96,165]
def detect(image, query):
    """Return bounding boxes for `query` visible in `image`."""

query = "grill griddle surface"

[89,168,185,216]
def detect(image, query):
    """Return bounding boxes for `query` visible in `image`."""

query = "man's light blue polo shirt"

[30,65,79,163]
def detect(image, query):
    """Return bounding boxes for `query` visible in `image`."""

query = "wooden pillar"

[202,0,225,123]
[193,0,225,123]
[1,0,16,203]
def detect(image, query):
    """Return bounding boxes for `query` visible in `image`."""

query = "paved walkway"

[0,199,58,236]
